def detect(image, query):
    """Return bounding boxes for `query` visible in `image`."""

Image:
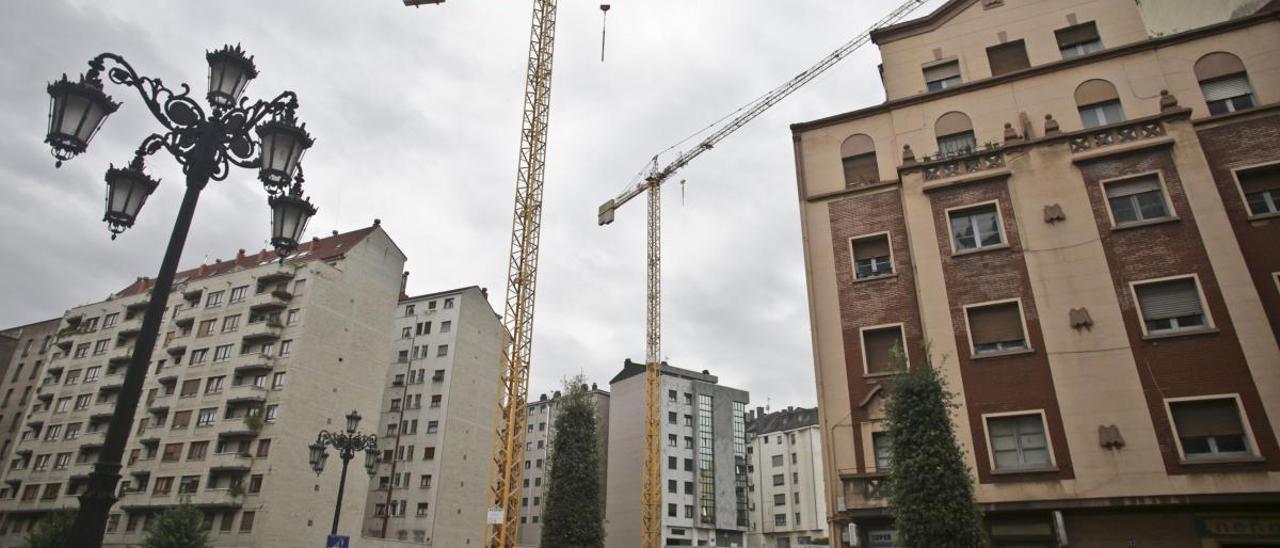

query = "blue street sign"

[326,534,350,548]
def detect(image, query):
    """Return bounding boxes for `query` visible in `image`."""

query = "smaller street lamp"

[311,410,379,538]
[45,73,120,166]
[102,157,160,239]
[205,44,258,110]
[256,110,314,193]
[269,177,318,258]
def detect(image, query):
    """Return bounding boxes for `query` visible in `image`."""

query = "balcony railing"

[1069,120,1166,154]
[842,473,888,508]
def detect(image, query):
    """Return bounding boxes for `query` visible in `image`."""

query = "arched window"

[1195,52,1256,115]
[935,112,976,158]
[1075,79,1125,129]
[840,134,879,187]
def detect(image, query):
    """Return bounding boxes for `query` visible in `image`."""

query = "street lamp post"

[310,410,381,538]
[43,46,319,548]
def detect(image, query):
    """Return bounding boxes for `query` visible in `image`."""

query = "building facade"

[362,285,502,546]
[606,360,750,548]
[0,223,406,547]
[517,384,611,547]
[745,406,827,548]
[0,320,61,469]
[792,0,1280,546]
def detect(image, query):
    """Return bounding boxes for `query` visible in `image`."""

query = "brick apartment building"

[0,223,406,547]
[791,0,1280,546]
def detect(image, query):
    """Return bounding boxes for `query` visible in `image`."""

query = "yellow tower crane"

[596,2,928,547]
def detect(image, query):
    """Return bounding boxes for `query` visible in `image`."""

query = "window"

[401,327,412,339]
[404,305,415,317]
[772,474,785,486]
[986,40,1029,76]
[923,60,961,91]
[986,413,1051,470]
[1169,397,1252,459]
[441,321,452,333]
[64,423,81,439]
[153,476,174,495]
[427,421,439,434]
[265,404,279,422]
[213,345,233,363]
[206,290,224,308]
[423,447,435,460]
[935,111,976,158]
[102,313,119,328]
[92,339,109,355]
[221,315,240,333]
[205,376,225,394]
[292,279,306,295]
[1075,79,1125,128]
[188,441,208,460]
[668,389,677,402]
[279,340,292,357]
[286,309,300,326]
[771,455,784,467]
[1195,52,1255,115]
[668,503,678,517]
[668,456,677,469]
[83,317,99,331]
[172,410,192,429]
[54,398,70,413]
[774,493,786,506]
[197,408,217,426]
[668,434,678,447]
[437,345,449,357]
[162,443,183,462]
[1103,174,1170,225]
[240,511,256,532]
[1056,21,1102,58]
[229,285,248,304]
[775,514,787,526]
[1134,277,1209,334]
[256,439,271,457]
[397,350,410,363]
[872,431,892,472]
[84,366,100,383]
[851,234,892,279]
[948,204,1004,252]
[965,301,1029,355]
[1238,166,1280,217]
[179,380,200,398]
[840,134,879,187]
[861,325,905,375]
[443,298,454,309]
[189,348,208,365]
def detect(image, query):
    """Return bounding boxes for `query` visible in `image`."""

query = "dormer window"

[923,60,961,91]
[1056,22,1102,59]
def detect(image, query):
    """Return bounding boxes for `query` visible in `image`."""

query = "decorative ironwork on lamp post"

[310,410,380,538]
[43,45,318,548]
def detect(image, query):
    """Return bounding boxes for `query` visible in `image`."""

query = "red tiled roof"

[115,226,380,297]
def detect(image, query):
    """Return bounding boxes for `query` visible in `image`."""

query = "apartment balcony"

[54,337,74,352]
[225,384,267,405]
[841,473,888,509]
[249,290,292,312]
[80,431,107,449]
[234,354,275,374]
[120,488,242,510]
[172,311,195,328]
[137,432,161,446]
[166,342,188,356]
[155,370,179,385]
[181,287,204,304]
[15,447,33,457]
[98,377,125,393]
[45,360,65,375]
[35,388,54,402]
[240,322,283,343]
[257,269,295,285]
[116,318,142,340]
[208,452,253,473]
[216,419,261,440]
[147,393,173,413]
[25,416,45,428]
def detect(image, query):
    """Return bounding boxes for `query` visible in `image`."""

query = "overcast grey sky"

[0,1,936,410]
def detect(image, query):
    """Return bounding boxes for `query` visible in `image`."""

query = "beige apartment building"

[361,285,502,546]
[792,0,1280,546]
[0,320,61,467]
[0,223,406,547]
[517,384,611,547]
[745,406,827,548]
[606,360,751,548]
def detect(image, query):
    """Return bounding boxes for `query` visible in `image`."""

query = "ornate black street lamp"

[310,410,380,538]
[43,46,318,548]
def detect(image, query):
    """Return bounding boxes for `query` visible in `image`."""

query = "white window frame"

[961,298,1033,357]
[1060,39,1103,59]
[1078,100,1125,129]
[1097,170,1176,228]
[1230,161,1280,220]
[980,409,1057,472]
[922,58,962,91]
[944,200,1007,254]
[858,323,908,377]
[1162,393,1258,462]
[848,231,895,280]
[1128,274,1215,337]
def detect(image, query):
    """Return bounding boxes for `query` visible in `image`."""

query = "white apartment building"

[517,385,611,547]
[745,407,827,548]
[606,360,750,548]
[361,285,502,546]
[0,223,406,547]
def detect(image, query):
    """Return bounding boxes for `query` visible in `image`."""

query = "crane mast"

[487,1,558,547]
[595,2,928,547]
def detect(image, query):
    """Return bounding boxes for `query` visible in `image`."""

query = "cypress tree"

[20,508,73,548]
[883,344,986,547]
[539,376,605,548]
[141,503,209,548]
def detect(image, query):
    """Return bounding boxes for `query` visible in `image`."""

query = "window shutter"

[1105,176,1161,198]
[1055,22,1099,48]
[987,41,1030,76]
[1239,169,1280,194]
[853,236,890,261]
[968,302,1024,345]
[924,61,960,82]
[862,327,903,374]
[1136,279,1202,321]
[842,153,879,187]
[1173,399,1244,437]
[1201,76,1252,101]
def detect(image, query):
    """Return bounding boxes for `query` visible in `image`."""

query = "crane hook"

[600,4,611,63]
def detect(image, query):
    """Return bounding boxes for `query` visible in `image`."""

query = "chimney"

[237,249,246,260]
[787,406,794,413]
[400,271,410,295]
[331,230,338,236]
[757,406,765,418]
[540,393,547,401]
[373,218,381,226]
[480,287,489,299]
[591,382,597,391]
[553,390,562,399]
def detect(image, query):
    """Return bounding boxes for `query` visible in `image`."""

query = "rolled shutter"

[968,302,1024,345]
[862,327,902,374]
[1075,79,1120,107]
[1105,176,1161,198]
[924,61,960,82]
[1239,169,1280,194]
[853,236,890,261]
[1136,279,1202,321]
[1201,76,1253,101]
[1056,22,1099,48]
[1173,399,1244,437]
[842,153,879,186]
[987,41,1030,76]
